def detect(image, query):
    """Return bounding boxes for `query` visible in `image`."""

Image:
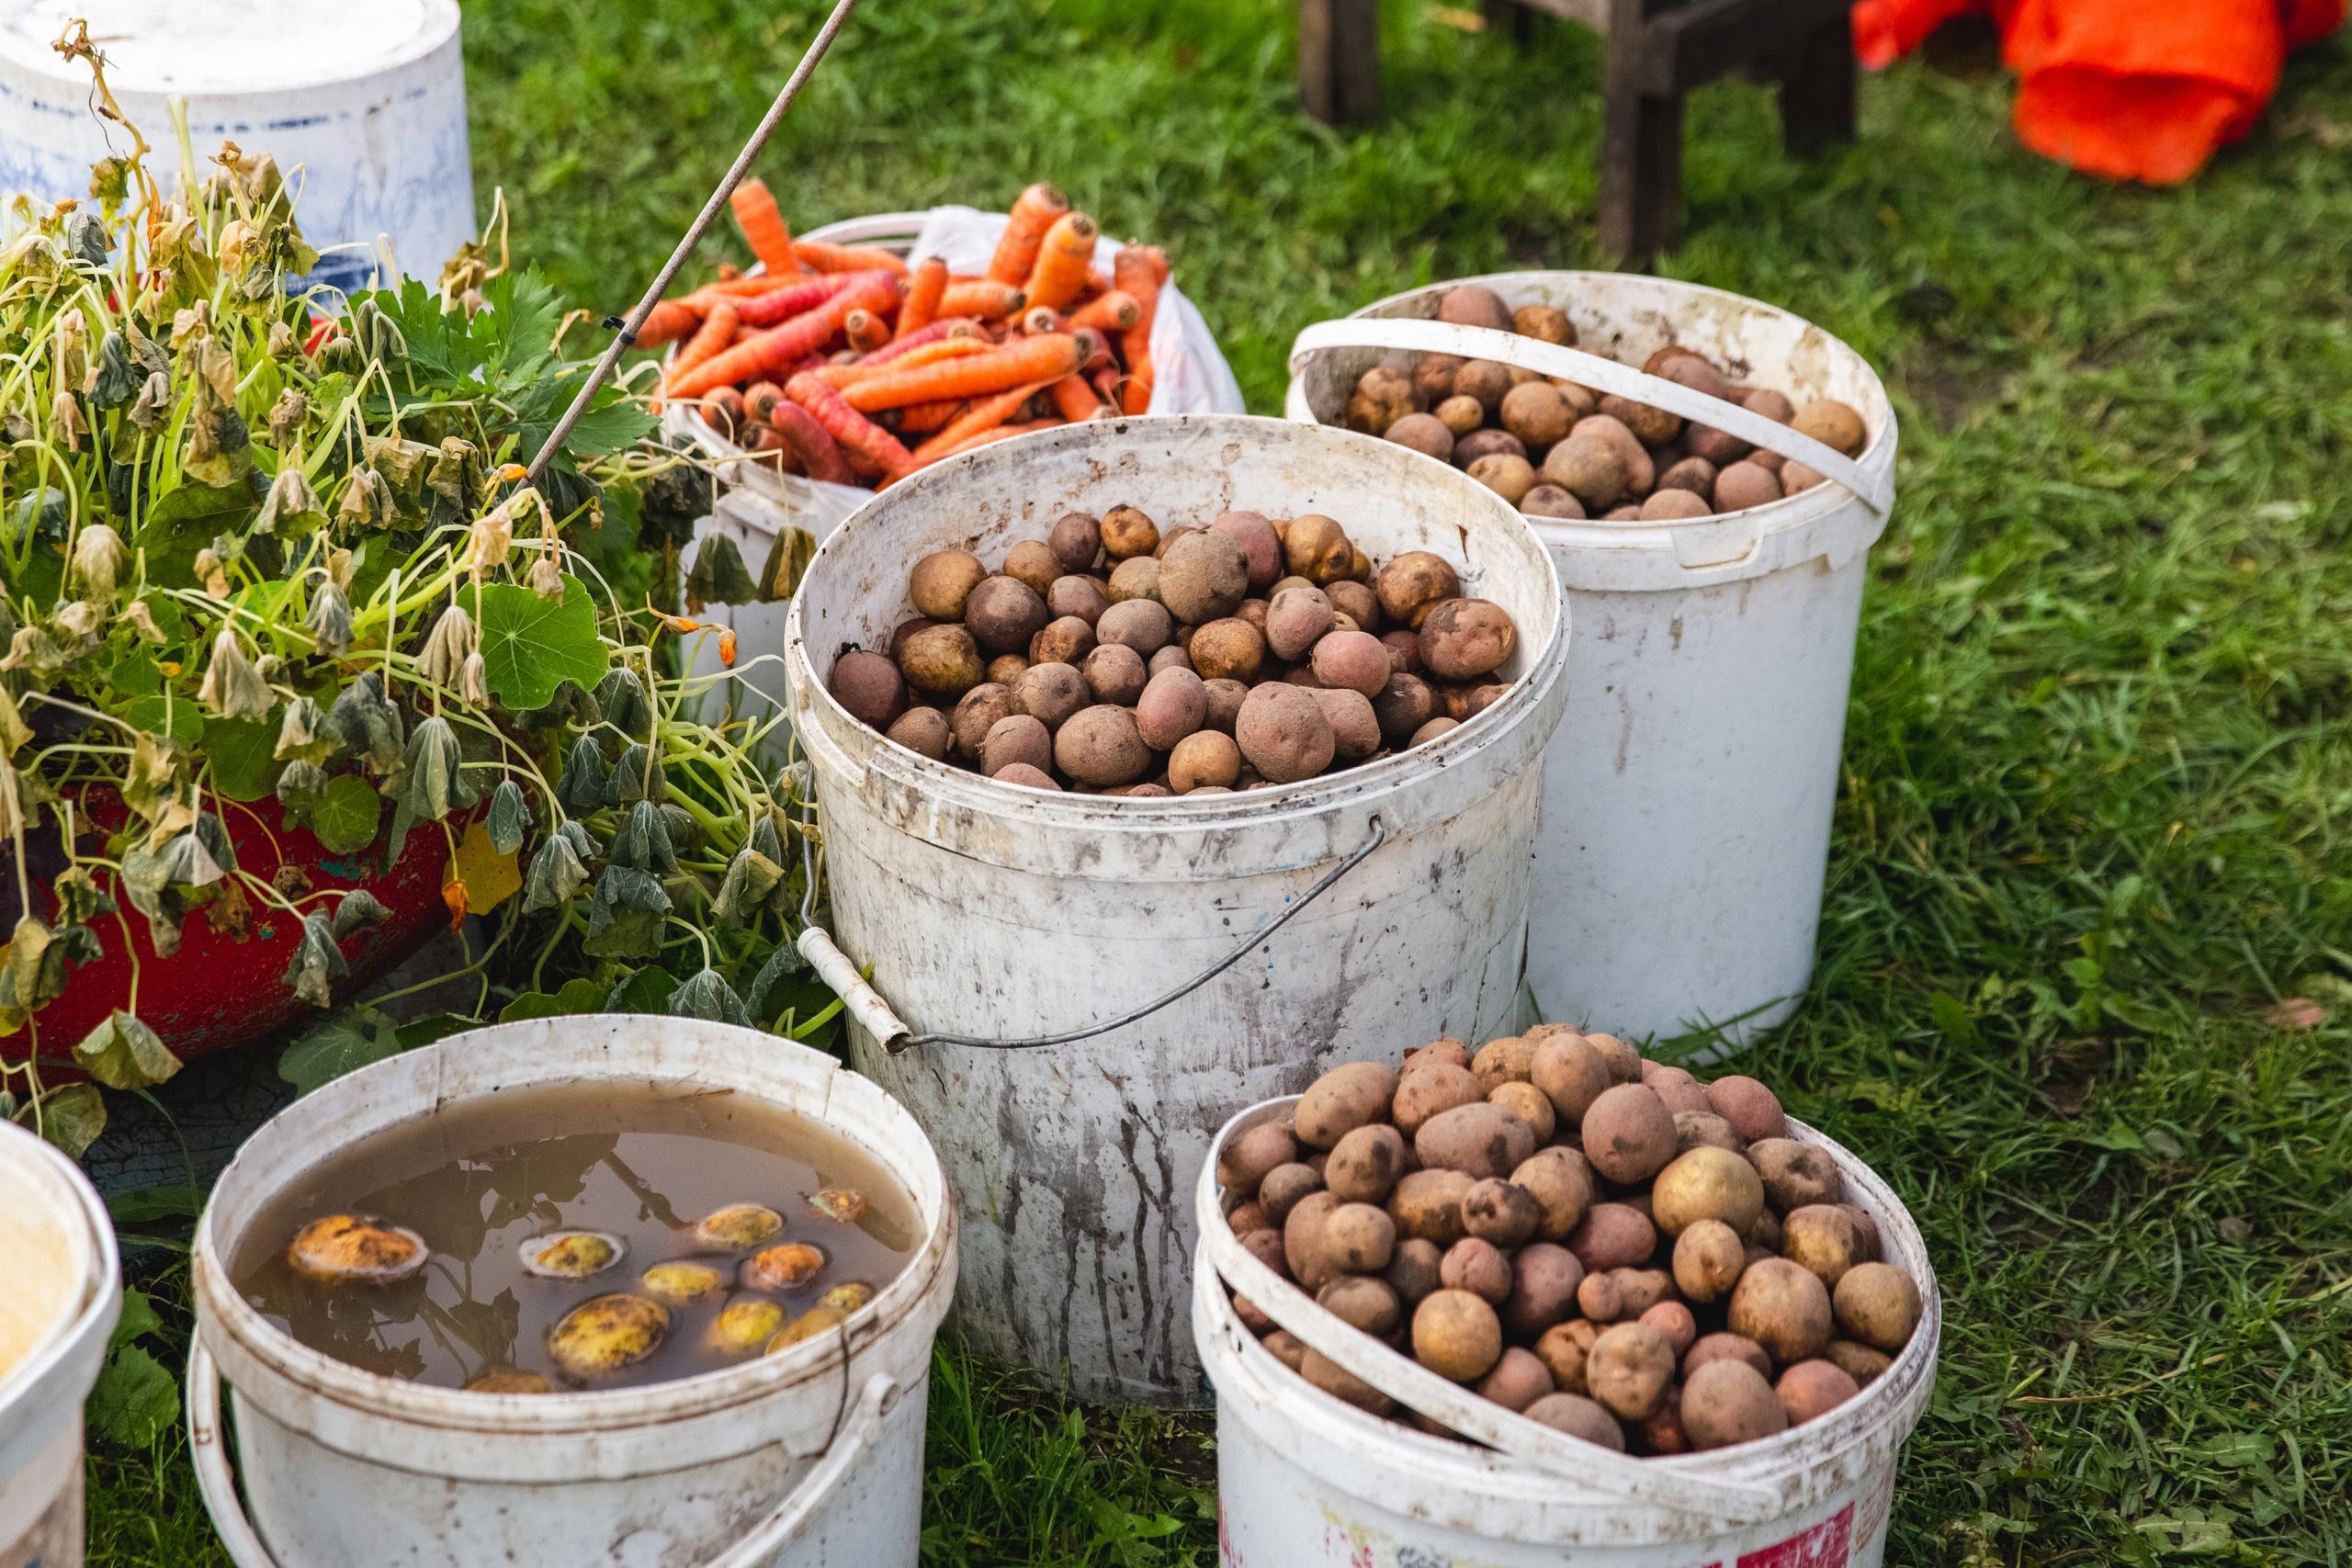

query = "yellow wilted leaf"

[444,818,521,919]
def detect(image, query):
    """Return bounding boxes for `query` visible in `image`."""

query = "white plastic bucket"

[1286,274,1898,1048]
[1194,1093,1939,1566]
[0,0,474,293]
[782,414,1569,1404]
[187,1016,958,1568]
[0,1118,121,1568]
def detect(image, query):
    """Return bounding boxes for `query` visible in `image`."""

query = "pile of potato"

[826,507,1522,793]
[1345,283,1869,525]
[1215,1028,1924,1454]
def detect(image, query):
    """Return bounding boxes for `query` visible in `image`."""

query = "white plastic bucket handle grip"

[1193,1107,1782,1528]
[187,1342,899,1568]
[1286,317,1892,519]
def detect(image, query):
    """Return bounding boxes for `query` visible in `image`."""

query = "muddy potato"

[1318,1274,1405,1338]
[1728,1258,1833,1363]
[1226,1201,1272,1236]
[1372,671,1438,745]
[1529,1032,1611,1124]
[1408,1037,1473,1071]
[1533,1315,1602,1392]
[1264,585,1335,662]
[1413,1289,1504,1382]
[1580,1084,1679,1185]
[1453,429,1527,469]
[1782,1205,1865,1289]
[1642,1064,1713,1117]
[1416,1101,1539,1181]
[1106,556,1160,604]
[1295,1060,1402,1149]
[1283,1190,1340,1290]
[1672,1218,1747,1305]
[1370,552,1459,634]
[1199,678,1249,735]
[1747,1139,1843,1213]
[1781,460,1826,494]
[1453,359,1513,413]
[1792,399,1866,457]
[884,706,952,761]
[1054,705,1151,785]
[1684,422,1753,466]
[1100,503,1160,560]
[1157,529,1250,626]
[548,1292,671,1378]
[1511,302,1575,344]
[1387,1168,1476,1247]
[1001,540,1064,598]
[1326,1123,1409,1203]
[829,650,907,730]
[1611,1267,1676,1317]
[1218,1120,1300,1196]
[1303,1348,1395,1415]
[1572,414,1654,495]
[1096,597,1174,657]
[1680,1359,1788,1450]
[1523,1392,1624,1450]
[1129,666,1207,750]
[1045,511,1102,572]
[1586,1322,1677,1420]
[1393,1062,1483,1140]
[1259,1329,1309,1372]
[1029,615,1095,668]
[1832,1262,1921,1353]
[1012,661,1090,731]
[1826,1339,1894,1387]
[1440,1236,1513,1303]
[993,763,1059,790]
[1283,513,1356,585]
[1148,645,1193,678]
[948,682,1013,760]
[1437,283,1513,331]
[1598,393,1681,447]
[1838,1204,1883,1262]
[1702,1076,1786,1143]
[1566,1201,1657,1273]
[1374,1237,1441,1308]
[1168,729,1242,793]
[1385,412,1455,464]
[288,1214,428,1284]
[1713,461,1783,512]
[1411,352,1466,404]
[1323,1202,1398,1274]
[1080,641,1148,706]
[909,549,988,620]
[1577,1032,1638,1085]
[1205,512,1283,593]
[1431,394,1486,436]
[1540,435,1626,511]
[1347,365,1419,434]
[1309,629,1393,699]
[1577,1269,1624,1323]
[1493,1242,1579,1339]
[1259,1162,1325,1224]
[1657,456,1718,500]
[1777,1359,1860,1425]
[1686,1331,1773,1381]
[1747,1210,1783,1253]
[692,1203,784,1253]
[1476,1346,1555,1413]
[1417,600,1516,684]
[1650,1146,1768,1238]
[1487,1081,1556,1144]
[1642,1300,1700,1359]
[1501,382,1576,448]
[1673,1111,1744,1156]
[1468,452,1538,506]
[1236,682,1335,782]
[1513,1146,1597,1240]
[1190,617,1267,683]
[1520,483,1588,520]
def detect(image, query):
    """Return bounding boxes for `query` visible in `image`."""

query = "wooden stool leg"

[1781,11,1857,154]
[1300,0,1382,125]
[1480,0,1534,40]
[1600,92,1683,261]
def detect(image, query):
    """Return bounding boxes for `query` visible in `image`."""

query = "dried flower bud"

[129,370,171,431]
[266,320,298,358]
[198,627,274,720]
[120,599,166,644]
[51,389,85,449]
[527,553,566,601]
[53,600,101,646]
[465,502,514,580]
[306,579,352,655]
[255,465,318,535]
[69,523,127,600]
[193,548,230,598]
[267,387,309,448]
[420,604,479,690]
[460,650,489,706]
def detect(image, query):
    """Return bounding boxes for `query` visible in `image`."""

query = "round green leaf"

[310,773,383,854]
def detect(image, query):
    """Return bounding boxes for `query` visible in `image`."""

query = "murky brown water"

[232,1084,917,1392]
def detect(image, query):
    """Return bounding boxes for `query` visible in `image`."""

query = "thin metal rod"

[898,817,1389,1052]
[523,0,865,485]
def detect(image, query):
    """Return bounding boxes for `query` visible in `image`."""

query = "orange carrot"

[793,239,910,276]
[717,262,742,280]
[698,387,749,441]
[816,336,994,386]
[862,317,981,366]
[1020,305,1063,336]
[913,379,1057,464]
[691,275,808,299]
[733,273,863,328]
[729,179,805,276]
[939,280,1024,320]
[1071,326,1112,372]
[1066,289,1140,333]
[1047,374,1108,423]
[894,398,967,435]
[664,274,901,401]
[743,381,787,423]
[637,298,704,348]
[666,299,740,389]
[906,419,1063,473]
[786,373,914,483]
[896,256,948,341]
[769,399,856,486]
[1023,212,1098,312]
[844,309,890,354]
[843,333,1084,412]
[1113,243,1167,415]
[987,183,1069,286]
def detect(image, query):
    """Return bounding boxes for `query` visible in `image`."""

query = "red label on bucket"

[1736,1503,1854,1568]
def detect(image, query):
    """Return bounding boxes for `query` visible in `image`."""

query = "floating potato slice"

[518,1230,626,1280]
[546,1292,671,1378]
[693,1203,785,1253]
[820,1280,875,1315]
[287,1214,428,1285]
[464,1369,553,1395]
[707,1297,788,1356]
[808,1188,868,1225]
[640,1260,726,1306]
[764,1304,849,1354]
[742,1243,827,1294]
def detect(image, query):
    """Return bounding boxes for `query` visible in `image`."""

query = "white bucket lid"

[0,0,458,96]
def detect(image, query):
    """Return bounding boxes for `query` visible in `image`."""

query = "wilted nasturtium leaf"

[72,1010,183,1090]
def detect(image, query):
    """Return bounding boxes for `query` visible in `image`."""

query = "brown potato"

[1453,428,1526,468]
[1439,1236,1512,1303]
[910,549,988,620]
[993,763,1060,791]
[1216,1121,1299,1197]
[1781,460,1826,494]
[1747,1139,1842,1213]
[1641,1063,1713,1116]
[1728,1258,1833,1364]
[1598,393,1680,446]
[1781,1205,1865,1289]
[1586,1322,1677,1419]
[1202,678,1249,733]
[1046,574,1111,627]
[1347,366,1419,435]
[1374,551,1463,631]
[1511,302,1575,344]
[1048,512,1102,572]
[1261,1328,1308,1371]
[898,624,985,698]
[1302,1348,1394,1415]
[1826,1339,1894,1387]
[1674,1111,1745,1155]
[1097,597,1176,657]
[1532,1317,1602,1394]
[1438,284,1513,332]
[1470,1035,1533,1092]
[1487,1081,1556,1144]
[1501,381,1575,448]
[1776,1359,1860,1425]
[1609,1267,1675,1317]
[1541,436,1626,511]
[1107,555,1160,604]
[1411,1289,1503,1382]
[1838,1204,1882,1262]
[1264,585,1335,662]
[1657,455,1718,499]
[1411,353,1465,404]
[1394,1061,1483,1139]
[1384,1237,1443,1305]
[1498,1242,1582,1339]
[1324,1202,1397,1274]
[1053,705,1150,786]
[1283,1190,1340,1290]
[1012,662,1089,730]
[1081,642,1148,706]
[1149,644,1192,677]
[1671,1218,1747,1304]
[1577,1268,1623,1324]
[1157,530,1250,626]
[1702,1077,1786,1142]
[1748,1210,1783,1253]
[1030,615,1096,667]
[1190,617,1267,683]
[1530,1032,1611,1123]
[1415,1101,1538,1180]
[830,650,906,729]
[1832,1262,1921,1353]
[1642,1300,1699,1359]
[1525,1392,1625,1450]
[1258,1163,1324,1224]
[1318,1274,1404,1337]
[1512,1146,1597,1241]
[1792,399,1866,457]
[1385,412,1455,465]
[980,715,1052,778]
[1475,1346,1555,1413]
[1310,629,1392,698]
[1001,540,1062,597]
[1134,667,1208,750]
[1407,1037,1473,1071]
[1572,414,1654,495]
[1418,599,1517,682]
[1685,1332,1772,1381]
[1373,672,1438,743]
[1581,1032,1641,1084]
[1566,1201,1657,1274]
[1100,503,1160,559]
[1680,1359,1787,1450]
[950,683,1015,760]
[1325,1123,1408,1204]
[1520,483,1588,520]
[1283,513,1356,585]
[1684,423,1753,466]
[1203,512,1281,594]
[1639,489,1710,523]
[988,653,1031,686]
[884,706,952,760]
[1580,1084,1679,1185]
[1387,1168,1476,1247]
[1713,461,1783,512]
[1429,395,1483,438]
[1226,1201,1271,1236]
[1295,1060,1401,1149]
[1468,452,1537,506]
[1235,682,1335,783]
[1650,1146,1768,1237]
[1169,729,1242,793]
[1453,359,1513,412]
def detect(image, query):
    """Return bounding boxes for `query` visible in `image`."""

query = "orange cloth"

[1852,0,2344,183]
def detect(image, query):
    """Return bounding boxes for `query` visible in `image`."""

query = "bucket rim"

[784,412,1568,831]
[191,1017,956,1436]
[0,1119,121,1439]
[0,0,461,96]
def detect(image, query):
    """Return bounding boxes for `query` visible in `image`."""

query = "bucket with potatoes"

[782,412,1569,1403]
[1287,275,1899,1050]
[1194,1025,1938,1565]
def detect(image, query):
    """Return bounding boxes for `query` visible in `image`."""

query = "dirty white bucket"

[1287,274,1898,1049]
[783,414,1569,1404]
[0,0,473,293]
[187,1016,957,1568]
[1195,1093,1939,1565]
[0,1119,121,1568]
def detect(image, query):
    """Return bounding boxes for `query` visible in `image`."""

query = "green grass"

[84,1,2352,1562]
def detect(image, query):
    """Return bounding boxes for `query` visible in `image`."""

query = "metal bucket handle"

[1284,318,1893,519]
[187,1342,899,1568]
[798,816,1388,1054]
[1193,1101,1784,1529]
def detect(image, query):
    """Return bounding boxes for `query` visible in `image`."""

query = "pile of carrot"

[644,180,1173,486]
